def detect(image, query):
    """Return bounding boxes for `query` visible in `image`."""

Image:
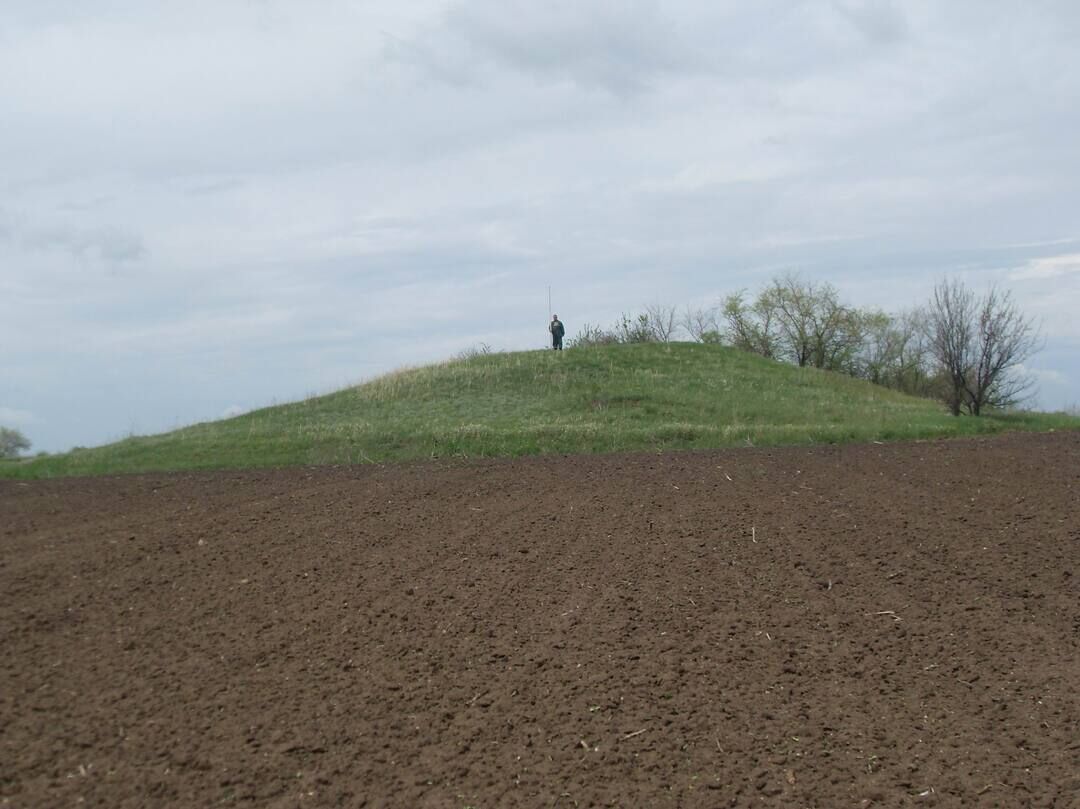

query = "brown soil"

[2,433,1079,808]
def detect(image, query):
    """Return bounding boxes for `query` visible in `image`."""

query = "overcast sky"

[3,0,1079,453]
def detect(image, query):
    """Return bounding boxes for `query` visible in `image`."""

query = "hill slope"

[4,343,1075,478]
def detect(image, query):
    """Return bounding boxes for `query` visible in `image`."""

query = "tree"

[926,279,1041,415]
[680,305,720,343]
[0,427,31,458]
[764,275,815,366]
[926,280,974,415]
[858,308,933,395]
[858,310,897,384]
[721,290,778,358]
[757,274,865,372]
[894,309,934,395]
[614,312,655,343]
[568,305,683,347]
[967,285,1042,414]
[642,304,679,342]
[566,322,618,348]
[812,302,866,374]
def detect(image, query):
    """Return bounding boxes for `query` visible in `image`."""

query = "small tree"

[762,273,865,372]
[681,305,720,343]
[568,306,684,347]
[858,309,934,395]
[614,312,655,343]
[967,285,1042,413]
[893,309,935,396]
[813,302,866,374]
[765,275,816,366]
[926,279,1040,415]
[722,290,778,358]
[0,427,31,458]
[567,323,618,348]
[643,304,679,342]
[857,310,896,385]
[927,279,974,415]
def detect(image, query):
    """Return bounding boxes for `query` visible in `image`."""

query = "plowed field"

[2,433,1078,808]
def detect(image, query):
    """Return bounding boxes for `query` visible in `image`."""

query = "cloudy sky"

[3,0,1079,453]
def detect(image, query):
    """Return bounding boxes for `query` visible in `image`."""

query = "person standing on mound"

[549,314,565,350]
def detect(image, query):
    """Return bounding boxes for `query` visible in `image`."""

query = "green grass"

[5,343,1078,479]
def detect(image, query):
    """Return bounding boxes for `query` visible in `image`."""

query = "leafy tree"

[0,427,31,458]
[615,313,655,343]
[764,273,865,372]
[721,290,778,358]
[725,274,864,371]
[762,275,815,366]
[858,309,933,395]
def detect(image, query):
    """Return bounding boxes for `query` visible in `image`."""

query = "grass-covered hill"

[4,343,1077,479]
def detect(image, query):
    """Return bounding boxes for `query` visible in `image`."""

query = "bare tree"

[681,305,720,343]
[926,279,1040,415]
[0,427,31,458]
[581,306,680,346]
[643,303,679,342]
[967,286,1042,414]
[927,280,975,414]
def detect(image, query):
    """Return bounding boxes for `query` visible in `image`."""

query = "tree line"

[569,274,1041,416]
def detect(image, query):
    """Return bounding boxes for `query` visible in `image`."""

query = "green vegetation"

[4,343,1076,479]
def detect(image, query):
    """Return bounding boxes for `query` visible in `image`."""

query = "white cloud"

[0,209,146,264]
[834,0,909,45]
[398,0,922,96]
[1016,365,1068,386]
[1009,253,1080,281]
[0,407,39,425]
[443,0,712,94]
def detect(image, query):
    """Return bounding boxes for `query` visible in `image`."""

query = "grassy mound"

[5,343,1076,478]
